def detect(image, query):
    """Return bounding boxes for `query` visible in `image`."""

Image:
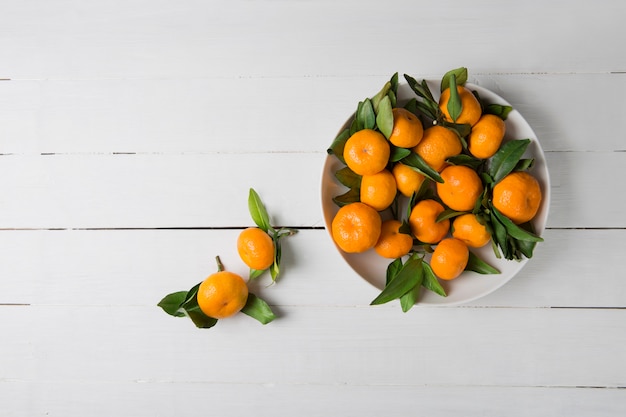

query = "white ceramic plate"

[320,81,551,305]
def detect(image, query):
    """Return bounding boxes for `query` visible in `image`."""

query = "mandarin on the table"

[413,125,463,172]
[197,270,249,319]
[430,237,469,281]
[360,169,397,211]
[452,213,491,248]
[408,199,450,244]
[237,227,275,271]
[492,171,542,224]
[468,114,506,159]
[438,85,482,126]
[436,165,484,212]
[389,107,424,148]
[374,219,413,259]
[343,129,390,176]
[392,162,425,198]
[331,202,382,253]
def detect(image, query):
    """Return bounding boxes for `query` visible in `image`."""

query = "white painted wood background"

[1,0,625,415]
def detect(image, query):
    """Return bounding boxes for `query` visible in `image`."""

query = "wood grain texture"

[0,229,623,308]
[1,0,625,415]
[0,1,624,79]
[1,381,624,417]
[1,305,624,387]
[0,151,621,229]
[0,73,624,154]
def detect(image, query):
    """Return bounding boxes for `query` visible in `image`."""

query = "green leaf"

[465,251,500,274]
[248,188,272,233]
[357,98,376,130]
[404,98,418,115]
[422,262,447,297]
[516,236,538,259]
[371,81,391,113]
[473,188,490,214]
[335,166,362,189]
[446,154,483,170]
[389,72,399,94]
[386,257,404,285]
[514,158,535,172]
[402,152,443,183]
[415,100,439,120]
[332,188,360,207]
[491,206,544,243]
[387,90,397,108]
[157,291,188,317]
[436,209,465,223]
[241,293,276,325]
[181,282,201,308]
[371,255,424,305]
[490,211,511,260]
[447,74,462,123]
[404,74,435,102]
[179,283,219,328]
[327,128,350,164]
[249,268,265,280]
[185,304,219,329]
[376,95,394,139]
[441,121,471,138]
[441,67,468,92]
[487,139,531,184]
[484,104,513,120]
[390,146,412,162]
[400,279,422,312]
[406,179,437,220]
[399,220,412,235]
[270,237,282,282]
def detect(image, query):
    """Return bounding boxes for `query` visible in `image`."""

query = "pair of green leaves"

[157,256,276,329]
[247,188,298,282]
[371,254,444,312]
[347,73,398,140]
[370,251,499,312]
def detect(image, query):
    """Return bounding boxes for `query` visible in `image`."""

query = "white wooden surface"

[1,1,625,416]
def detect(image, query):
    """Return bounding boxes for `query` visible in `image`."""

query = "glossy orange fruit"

[430,238,469,280]
[413,125,463,172]
[392,162,425,198]
[492,171,542,224]
[197,270,249,319]
[452,213,491,248]
[439,85,482,126]
[374,219,414,259]
[331,202,382,253]
[408,199,450,244]
[436,165,484,212]
[389,108,424,148]
[360,169,397,211]
[237,227,275,270]
[468,114,506,159]
[343,129,390,176]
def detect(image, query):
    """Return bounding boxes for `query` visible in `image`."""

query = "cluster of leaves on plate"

[158,189,297,328]
[327,67,544,311]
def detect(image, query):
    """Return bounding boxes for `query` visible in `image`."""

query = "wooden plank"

[0,73,623,154]
[0,380,624,417]
[0,1,624,79]
[0,305,624,388]
[0,151,621,229]
[0,229,624,308]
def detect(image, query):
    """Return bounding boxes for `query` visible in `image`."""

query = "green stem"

[215,256,224,272]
